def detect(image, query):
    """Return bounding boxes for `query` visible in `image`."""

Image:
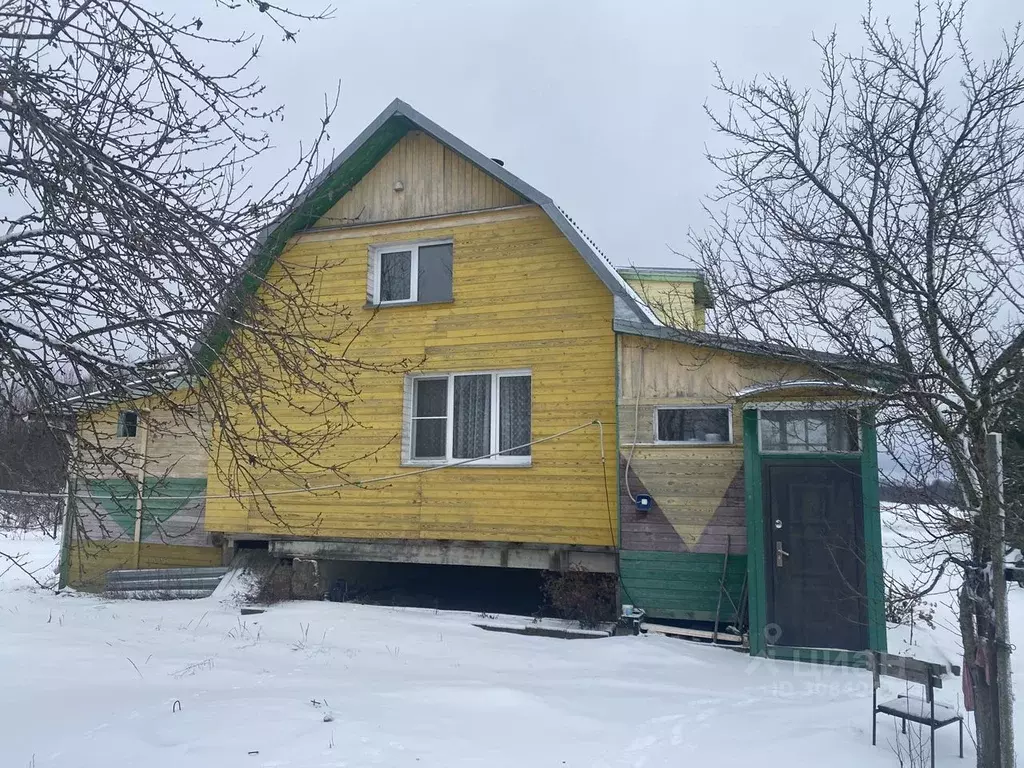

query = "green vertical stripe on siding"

[860,411,886,652]
[620,550,747,622]
[742,409,767,655]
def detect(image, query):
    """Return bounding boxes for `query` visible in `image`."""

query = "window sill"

[759,450,861,457]
[643,441,735,448]
[365,299,455,310]
[402,458,532,469]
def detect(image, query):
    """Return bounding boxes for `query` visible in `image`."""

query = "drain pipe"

[132,410,150,569]
[58,425,80,590]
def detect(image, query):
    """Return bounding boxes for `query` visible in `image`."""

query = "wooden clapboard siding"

[620,550,747,622]
[77,392,209,481]
[619,335,811,403]
[316,131,525,227]
[73,396,213,584]
[617,335,814,557]
[206,204,619,546]
[620,454,746,555]
[67,541,222,591]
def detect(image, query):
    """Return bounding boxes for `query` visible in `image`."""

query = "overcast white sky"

[214,0,1020,269]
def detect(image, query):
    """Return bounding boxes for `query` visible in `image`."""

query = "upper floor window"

[759,408,860,453]
[656,406,732,444]
[117,410,138,438]
[370,241,453,306]
[406,370,532,465]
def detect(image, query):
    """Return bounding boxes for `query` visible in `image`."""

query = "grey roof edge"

[61,371,189,412]
[293,98,658,326]
[613,319,899,380]
[540,204,659,325]
[381,100,657,325]
[382,99,553,205]
[190,98,660,362]
[615,265,706,280]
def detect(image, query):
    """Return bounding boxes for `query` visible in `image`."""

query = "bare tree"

[0,1,417,551]
[693,3,1022,765]
[0,390,67,535]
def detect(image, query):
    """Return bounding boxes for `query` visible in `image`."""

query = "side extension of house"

[63,391,220,590]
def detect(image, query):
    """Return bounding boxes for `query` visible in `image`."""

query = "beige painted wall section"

[205,205,619,547]
[618,335,813,554]
[77,392,209,480]
[315,131,526,228]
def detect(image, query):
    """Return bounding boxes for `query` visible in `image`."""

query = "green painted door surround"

[743,407,886,661]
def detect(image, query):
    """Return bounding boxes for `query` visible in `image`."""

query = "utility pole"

[987,432,1015,768]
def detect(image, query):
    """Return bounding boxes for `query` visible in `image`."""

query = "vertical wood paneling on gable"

[316,132,525,228]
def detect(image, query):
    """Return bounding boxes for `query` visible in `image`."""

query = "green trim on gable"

[196,117,412,371]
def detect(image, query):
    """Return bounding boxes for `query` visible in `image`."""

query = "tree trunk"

[987,433,1015,768]
[962,581,1001,767]
[962,434,1016,768]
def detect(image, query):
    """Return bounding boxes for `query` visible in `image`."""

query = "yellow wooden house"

[64,100,886,659]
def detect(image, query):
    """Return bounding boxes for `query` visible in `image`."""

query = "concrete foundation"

[265,537,617,574]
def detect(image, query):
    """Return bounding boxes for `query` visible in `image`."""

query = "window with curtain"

[372,241,453,305]
[759,409,860,453]
[408,371,531,464]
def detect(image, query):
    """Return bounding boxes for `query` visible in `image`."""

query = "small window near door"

[656,407,731,444]
[760,409,860,453]
[117,410,138,438]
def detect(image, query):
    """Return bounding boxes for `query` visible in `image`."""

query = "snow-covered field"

[0,510,1020,767]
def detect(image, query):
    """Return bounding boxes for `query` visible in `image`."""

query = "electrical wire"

[1,420,605,502]
[623,346,644,503]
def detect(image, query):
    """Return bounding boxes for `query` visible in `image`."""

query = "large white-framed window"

[758,407,861,454]
[369,240,453,306]
[654,405,732,444]
[405,370,532,466]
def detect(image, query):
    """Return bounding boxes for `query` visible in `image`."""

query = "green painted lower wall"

[620,550,747,622]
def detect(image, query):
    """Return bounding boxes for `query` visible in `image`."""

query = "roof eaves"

[195,98,661,367]
[543,204,659,325]
[385,101,656,325]
[613,318,895,379]
[61,371,189,412]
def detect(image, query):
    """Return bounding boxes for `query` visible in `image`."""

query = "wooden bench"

[869,651,963,767]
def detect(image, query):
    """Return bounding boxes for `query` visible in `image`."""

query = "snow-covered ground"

[0,509,1020,767]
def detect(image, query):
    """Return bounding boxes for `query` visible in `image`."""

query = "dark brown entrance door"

[763,461,868,650]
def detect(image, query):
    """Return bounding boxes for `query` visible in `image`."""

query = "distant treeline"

[0,404,68,531]
[879,479,961,506]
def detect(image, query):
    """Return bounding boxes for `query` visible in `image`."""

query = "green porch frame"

[743,407,886,659]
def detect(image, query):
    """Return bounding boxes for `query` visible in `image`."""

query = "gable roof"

[196,99,656,369]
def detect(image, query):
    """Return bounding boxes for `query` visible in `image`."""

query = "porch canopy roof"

[734,379,883,404]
